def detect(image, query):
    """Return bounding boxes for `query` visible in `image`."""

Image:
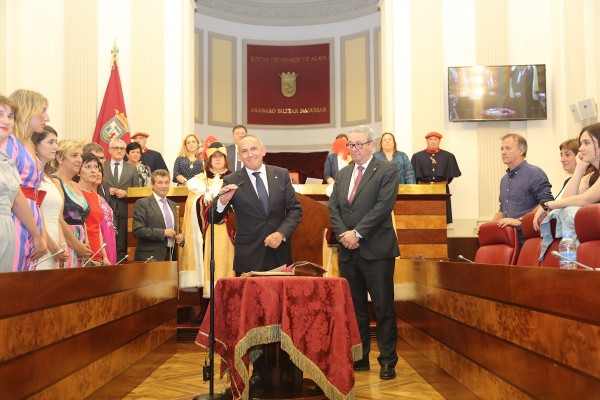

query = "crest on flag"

[100,109,128,143]
[278,72,299,97]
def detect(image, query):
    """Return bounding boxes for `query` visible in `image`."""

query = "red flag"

[92,44,129,159]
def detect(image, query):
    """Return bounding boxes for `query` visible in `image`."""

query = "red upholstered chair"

[574,204,600,269]
[516,210,542,267]
[474,222,519,265]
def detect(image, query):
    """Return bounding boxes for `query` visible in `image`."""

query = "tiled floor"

[124,338,477,399]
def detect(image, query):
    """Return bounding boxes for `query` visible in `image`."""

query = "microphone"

[82,243,108,267]
[410,254,425,260]
[550,251,598,271]
[31,249,66,268]
[145,255,155,264]
[458,254,475,264]
[115,255,128,265]
[213,181,245,202]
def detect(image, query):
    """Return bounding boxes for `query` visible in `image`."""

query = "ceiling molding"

[196,0,380,26]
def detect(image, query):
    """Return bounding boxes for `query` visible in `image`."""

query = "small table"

[195,277,362,400]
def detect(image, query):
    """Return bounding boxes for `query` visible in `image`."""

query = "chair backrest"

[575,204,600,269]
[475,222,519,265]
[516,210,542,267]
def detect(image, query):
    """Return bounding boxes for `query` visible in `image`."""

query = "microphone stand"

[194,192,227,400]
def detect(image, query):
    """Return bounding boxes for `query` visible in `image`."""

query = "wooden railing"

[0,262,177,399]
[394,259,600,399]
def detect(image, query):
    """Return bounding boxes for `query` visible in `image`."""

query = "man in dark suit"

[225,124,247,172]
[329,125,399,380]
[104,138,140,260]
[214,134,302,274]
[132,169,183,261]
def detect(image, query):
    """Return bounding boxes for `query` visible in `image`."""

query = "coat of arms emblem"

[100,109,129,143]
[279,72,299,97]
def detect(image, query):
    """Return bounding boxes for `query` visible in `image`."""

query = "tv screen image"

[448,64,546,122]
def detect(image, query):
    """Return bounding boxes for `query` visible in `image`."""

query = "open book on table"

[240,261,327,277]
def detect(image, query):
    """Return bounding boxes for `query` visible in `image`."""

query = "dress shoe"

[379,363,396,380]
[353,359,370,371]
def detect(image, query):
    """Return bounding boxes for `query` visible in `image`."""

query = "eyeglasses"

[346,141,372,150]
[110,146,126,151]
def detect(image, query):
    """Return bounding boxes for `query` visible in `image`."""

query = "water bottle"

[558,231,577,270]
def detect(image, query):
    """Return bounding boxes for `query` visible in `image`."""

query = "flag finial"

[111,39,119,68]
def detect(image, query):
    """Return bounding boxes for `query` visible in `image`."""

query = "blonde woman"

[173,133,203,185]
[53,140,93,267]
[2,90,50,270]
[0,95,47,271]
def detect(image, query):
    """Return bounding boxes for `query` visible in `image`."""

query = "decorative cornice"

[196,0,379,26]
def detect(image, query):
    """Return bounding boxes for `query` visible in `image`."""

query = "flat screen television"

[448,64,546,122]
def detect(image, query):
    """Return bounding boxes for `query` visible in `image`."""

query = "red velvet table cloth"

[195,277,362,400]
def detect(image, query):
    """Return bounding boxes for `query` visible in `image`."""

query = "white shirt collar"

[355,156,373,171]
[244,163,267,177]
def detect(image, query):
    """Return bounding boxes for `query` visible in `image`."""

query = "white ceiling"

[195,0,380,26]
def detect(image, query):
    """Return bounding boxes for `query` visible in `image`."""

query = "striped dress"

[0,135,44,271]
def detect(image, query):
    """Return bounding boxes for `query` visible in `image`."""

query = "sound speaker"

[577,98,597,120]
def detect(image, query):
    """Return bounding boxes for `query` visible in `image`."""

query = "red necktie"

[349,165,364,204]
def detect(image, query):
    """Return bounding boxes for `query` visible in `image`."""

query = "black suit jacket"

[132,195,178,261]
[329,157,400,261]
[213,164,302,273]
[103,160,140,218]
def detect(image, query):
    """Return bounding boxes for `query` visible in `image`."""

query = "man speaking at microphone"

[213,135,302,275]
[132,169,183,261]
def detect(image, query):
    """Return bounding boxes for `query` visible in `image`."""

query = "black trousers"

[115,214,128,261]
[339,251,398,367]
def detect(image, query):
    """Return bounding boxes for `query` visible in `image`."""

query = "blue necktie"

[252,171,269,214]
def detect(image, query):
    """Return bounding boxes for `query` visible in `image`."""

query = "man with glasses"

[329,125,400,380]
[104,138,140,260]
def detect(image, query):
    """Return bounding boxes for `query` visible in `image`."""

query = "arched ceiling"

[195,0,380,26]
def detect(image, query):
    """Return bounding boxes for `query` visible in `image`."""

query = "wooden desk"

[0,262,177,399]
[298,184,449,260]
[393,259,600,398]
[126,184,449,265]
[195,277,362,400]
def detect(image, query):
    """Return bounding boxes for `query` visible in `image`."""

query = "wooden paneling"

[394,259,600,399]
[394,200,446,215]
[396,229,447,243]
[0,262,177,399]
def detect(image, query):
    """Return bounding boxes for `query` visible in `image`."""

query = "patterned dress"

[0,149,22,272]
[172,156,203,185]
[0,135,43,271]
[98,196,117,264]
[136,163,152,187]
[56,178,90,268]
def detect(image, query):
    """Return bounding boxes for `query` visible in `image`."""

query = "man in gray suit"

[225,124,247,172]
[214,134,302,274]
[132,169,183,261]
[104,138,140,260]
[329,125,399,380]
